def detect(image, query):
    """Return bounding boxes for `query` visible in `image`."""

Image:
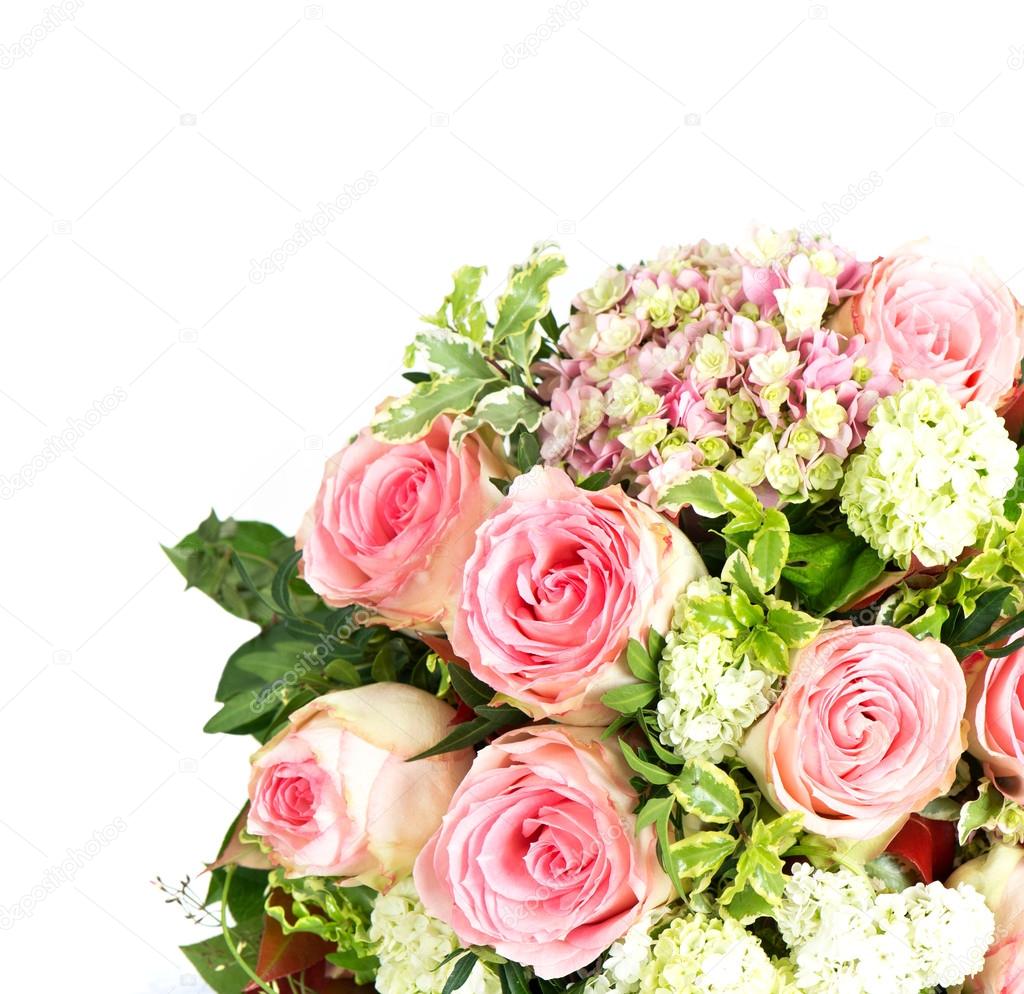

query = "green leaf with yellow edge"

[418,330,499,382]
[709,472,762,522]
[451,386,543,444]
[745,628,790,675]
[734,844,786,905]
[958,779,1007,844]
[684,595,743,638]
[670,759,743,824]
[721,550,760,602]
[492,250,567,374]
[764,599,822,647]
[422,264,488,343]
[748,522,790,593]
[669,831,738,880]
[659,472,724,517]
[371,377,494,443]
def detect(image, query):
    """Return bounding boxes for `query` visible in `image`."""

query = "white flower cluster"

[588,912,787,994]
[584,911,660,994]
[369,878,499,994]
[776,863,995,994]
[840,379,1018,568]
[657,628,775,762]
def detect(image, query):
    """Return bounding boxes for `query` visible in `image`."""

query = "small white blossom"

[657,627,774,762]
[370,879,499,994]
[776,864,995,994]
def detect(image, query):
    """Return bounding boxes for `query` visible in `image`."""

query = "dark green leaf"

[410,708,527,760]
[448,664,495,710]
[180,918,263,994]
[781,530,886,614]
[626,638,658,683]
[442,952,478,994]
[577,471,611,491]
[619,739,674,785]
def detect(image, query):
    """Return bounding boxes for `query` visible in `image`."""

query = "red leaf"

[885,814,957,884]
[252,891,334,983]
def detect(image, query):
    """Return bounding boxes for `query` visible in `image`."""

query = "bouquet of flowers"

[165,228,1024,994]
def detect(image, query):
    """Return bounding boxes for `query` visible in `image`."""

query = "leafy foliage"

[164,511,317,626]
[372,245,565,445]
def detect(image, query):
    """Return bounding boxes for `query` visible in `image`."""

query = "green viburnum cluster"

[840,379,1018,568]
[655,471,822,761]
[265,869,378,983]
[881,500,1024,647]
[958,778,1024,845]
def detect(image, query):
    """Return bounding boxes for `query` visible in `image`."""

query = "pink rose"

[831,241,1024,408]
[741,623,967,840]
[448,466,706,722]
[948,844,1024,994]
[413,725,671,979]
[297,417,508,632]
[247,683,472,887]
[965,648,1024,804]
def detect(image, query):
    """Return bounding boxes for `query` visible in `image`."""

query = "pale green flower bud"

[765,449,802,495]
[706,388,730,414]
[697,436,730,466]
[759,380,790,413]
[805,387,847,439]
[620,418,668,457]
[730,392,758,424]
[788,420,822,460]
[578,269,627,313]
[677,287,701,314]
[659,428,689,457]
[738,301,760,321]
[809,249,840,277]
[806,453,843,492]
[693,333,732,380]
[605,374,660,422]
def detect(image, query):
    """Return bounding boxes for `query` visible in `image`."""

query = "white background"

[3,0,1024,988]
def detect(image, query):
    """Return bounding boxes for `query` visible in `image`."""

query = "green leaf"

[647,628,667,663]
[636,794,675,831]
[626,638,658,683]
[448,664,495,710]
[782,530,886,615]
[452,386,544,444]
[619,739,675,785]
[515,429,541,473]
[180,923,264,994]
[410,708,527,759]
[601,682,657,714]
[748,524,789,593]
[442,952,478,994]
[419,331,499,381]
[164,512,303,625]
[1003,446,1024,521]
[735,844,786,904]
[721,550,760,602]
[685,594,742,638]
[659,471,724,516]
[765,600,822,648]
[722,883,774,925]
[371,376,494,443]
[710,473,762,522]
[958,780,1005,844]
[577,470,612,491]
[671,760,743,824]
[492,251,567,374]
[948,585,1011,646]
[423,264,488,342]
[752,811,803,852]
[669,831,738,880]
[499,961,533,994]
[746,628,790,675]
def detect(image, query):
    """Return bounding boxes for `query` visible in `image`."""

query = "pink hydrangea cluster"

[538,229,899,507]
